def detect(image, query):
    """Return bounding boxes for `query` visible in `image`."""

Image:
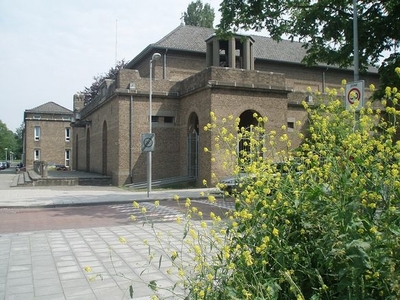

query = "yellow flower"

[395,67,400,75]
[176,215,182,224]
[204,147,209,152]
[141,207,147,214]
[119,237,127,244]
[133,201,140,208]
[370,226,378,234]
[178,268,184,278]
[202,179,207,186]
[154,200,160,207]
[130,215,136,221]
[341,79,347,85]
[272,228,279,237]
[208,195,216,203]
[171,251,178,261]
[243,250,253,266]
[84,266,92,273]
[173,194,180,201]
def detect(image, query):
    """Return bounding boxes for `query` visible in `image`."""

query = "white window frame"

[65,149,70,167]
[34,126,40,141]
[34,149,40,161]
[65,128,71,142]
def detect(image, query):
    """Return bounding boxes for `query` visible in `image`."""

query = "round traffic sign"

[347,87,361,104]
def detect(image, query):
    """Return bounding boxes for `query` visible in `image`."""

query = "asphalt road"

[0,167,234,234]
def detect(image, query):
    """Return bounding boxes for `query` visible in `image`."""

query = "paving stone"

[34,284,64,297]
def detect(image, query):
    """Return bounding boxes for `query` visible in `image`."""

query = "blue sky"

[0,0,222,132]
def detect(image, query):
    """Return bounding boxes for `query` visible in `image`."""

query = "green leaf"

[148,280,158,291]
[129,285,134,298]
[158,255,163,269]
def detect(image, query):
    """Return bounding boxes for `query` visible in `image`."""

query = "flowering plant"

[187,80,400,299]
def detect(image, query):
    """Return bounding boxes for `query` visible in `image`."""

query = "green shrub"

[187,81,400,299]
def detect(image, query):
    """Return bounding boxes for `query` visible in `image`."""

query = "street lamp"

[148,52,161,197]
[4,148,8,161]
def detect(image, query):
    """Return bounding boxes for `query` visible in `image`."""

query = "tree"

[183,0,215,28]
[374,53,400,100]
[0,120,17,160]
[81,60,126,105]
[14,122,24,160]
[217,0,400,72]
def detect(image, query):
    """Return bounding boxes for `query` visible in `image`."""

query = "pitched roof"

[128,24,377,72]
[25,101,72,114]
[152,25,307,64]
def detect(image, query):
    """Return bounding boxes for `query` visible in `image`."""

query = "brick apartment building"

[72,25,380,187]
[23,102,73,169]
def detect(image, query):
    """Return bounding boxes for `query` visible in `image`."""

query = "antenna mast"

[115,19,118,65]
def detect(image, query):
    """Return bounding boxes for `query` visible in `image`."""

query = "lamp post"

[148,52,161,197]
[353,0,359,81]
[4,148,8,161]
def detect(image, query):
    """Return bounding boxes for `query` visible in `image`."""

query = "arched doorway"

[86,128,90,172]
[238,110,264,163]
[187,112,199,178]
[102,121,107,175]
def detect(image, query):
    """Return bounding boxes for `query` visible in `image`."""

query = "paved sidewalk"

[0,185,222,208]
[0,180,228,299]
[1,222,196,300]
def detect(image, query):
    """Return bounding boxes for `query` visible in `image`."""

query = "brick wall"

[24,113,72,169]
[73,48,380,187]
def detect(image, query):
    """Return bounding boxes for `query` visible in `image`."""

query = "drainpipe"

[163,49,168,79]
[322,68,329,94]
[129,95,133,183]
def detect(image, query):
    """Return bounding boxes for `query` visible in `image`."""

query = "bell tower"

[206,34,254,70]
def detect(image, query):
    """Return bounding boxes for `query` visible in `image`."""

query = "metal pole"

[148,59,153,197]
[353,0,359,81]
[147,53,160,197]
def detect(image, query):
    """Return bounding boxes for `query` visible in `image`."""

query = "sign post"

[141,133,155,152]
[345,80,364,111]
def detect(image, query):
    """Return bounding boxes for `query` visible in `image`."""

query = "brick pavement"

[1,219,216,299]
[0,182,234,300]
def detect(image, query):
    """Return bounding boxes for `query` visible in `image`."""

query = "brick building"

[72,25,379,187]
[23,102,73,169]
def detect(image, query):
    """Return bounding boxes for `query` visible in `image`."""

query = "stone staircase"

[125,176,196,190]
[11,170,37,187]
[11,170,112,187]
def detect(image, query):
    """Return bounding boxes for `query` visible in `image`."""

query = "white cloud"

[0,0,222,131]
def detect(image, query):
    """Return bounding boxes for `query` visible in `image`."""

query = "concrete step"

[24,172,32,185]
[17,173,25,186]
[10,174,20,187]
[126,176,196,189]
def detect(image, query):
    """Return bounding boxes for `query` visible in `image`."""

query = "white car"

[219,162,302,194]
